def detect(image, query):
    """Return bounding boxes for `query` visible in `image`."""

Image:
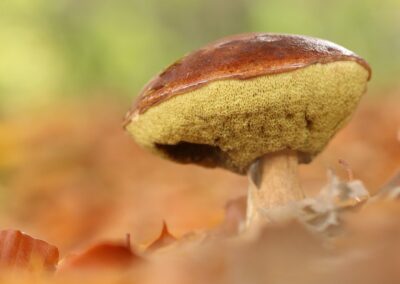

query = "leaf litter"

[1,96,400,283]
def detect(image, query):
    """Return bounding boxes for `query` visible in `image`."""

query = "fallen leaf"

[0,229,59,271]
[59,235,140,272]
[342,200,400,244]
[145,221,327,284]
[147,222,177,252]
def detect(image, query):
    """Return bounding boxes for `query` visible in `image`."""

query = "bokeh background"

[0,0,399,254]
[1,0,400,111]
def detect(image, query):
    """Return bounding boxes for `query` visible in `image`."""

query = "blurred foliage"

[0,0,399,112]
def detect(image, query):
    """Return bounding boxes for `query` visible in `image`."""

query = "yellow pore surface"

[127,61,369,174]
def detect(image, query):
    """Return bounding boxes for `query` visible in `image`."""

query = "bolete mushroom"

[124,33,371,227]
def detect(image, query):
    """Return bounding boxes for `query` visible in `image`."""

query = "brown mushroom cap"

[127,33,371,116]
[124,33,371,174]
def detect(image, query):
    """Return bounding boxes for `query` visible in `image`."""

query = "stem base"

[246,150,304,227]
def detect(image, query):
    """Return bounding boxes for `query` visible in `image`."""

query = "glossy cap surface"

[126,33,370,117]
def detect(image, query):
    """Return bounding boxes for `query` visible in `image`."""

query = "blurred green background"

[0,0,399,114]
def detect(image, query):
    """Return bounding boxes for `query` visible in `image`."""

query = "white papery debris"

[297,170,369,234]
[254,170,370,235]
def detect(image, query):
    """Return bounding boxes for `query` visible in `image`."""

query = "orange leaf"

[0,229,59,271]
[147,221,176,251]
[59,235,140,271]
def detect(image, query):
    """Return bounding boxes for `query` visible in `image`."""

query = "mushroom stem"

[246,150,305,227]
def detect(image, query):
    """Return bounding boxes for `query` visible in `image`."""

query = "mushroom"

[124,33,371,227]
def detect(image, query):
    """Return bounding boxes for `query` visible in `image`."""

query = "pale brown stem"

[246,150,305,227]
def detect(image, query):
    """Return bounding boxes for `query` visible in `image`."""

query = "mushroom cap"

[124,33,371,174]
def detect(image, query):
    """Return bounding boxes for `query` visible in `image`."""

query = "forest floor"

[0,91,399,283]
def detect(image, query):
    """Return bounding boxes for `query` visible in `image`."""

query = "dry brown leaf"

[146,222,177,252]
[341,200,400,245]
[326,200,400,284]
[145,221,328,284]
[0,229,59,272]
[58,237,140,272]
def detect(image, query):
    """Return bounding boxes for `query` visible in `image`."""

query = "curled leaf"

[0,229,59,272]
[59,236,140,272]
[147,222,176,251]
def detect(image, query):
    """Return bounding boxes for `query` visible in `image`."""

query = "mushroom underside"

[127,61,369,174]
